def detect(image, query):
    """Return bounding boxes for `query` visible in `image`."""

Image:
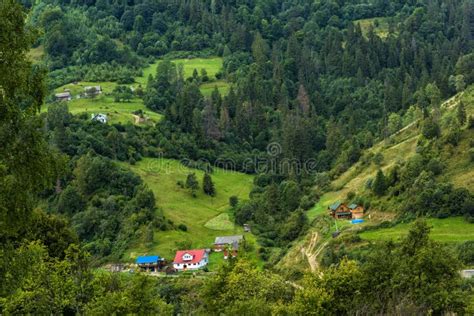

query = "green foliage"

[458,241,474,265]
[185,172,199,197]
[229,195,239,208]
[422,117,441,139]
[112,85,133,102]
[457,101,467,126]
[372,169,387,196]
[202,173,215,196]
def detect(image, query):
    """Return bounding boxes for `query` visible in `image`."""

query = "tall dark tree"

[372,169,387,196]
[203,173,216,196]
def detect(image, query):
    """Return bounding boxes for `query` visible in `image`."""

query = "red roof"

[173,249,206,264]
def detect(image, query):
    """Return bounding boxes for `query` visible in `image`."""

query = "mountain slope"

[279,86,474,272]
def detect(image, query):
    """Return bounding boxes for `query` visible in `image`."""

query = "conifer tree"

[203,173,216,196]
[186,173,199,197]
[372,169,387,196]
[457,101,466,126]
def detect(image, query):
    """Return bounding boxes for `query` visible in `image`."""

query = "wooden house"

[55,91,72,102]
[328,201,352,219]
[349,204,364,219]
[214,235,243,251]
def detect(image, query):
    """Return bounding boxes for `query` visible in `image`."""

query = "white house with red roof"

[173,249,208,271]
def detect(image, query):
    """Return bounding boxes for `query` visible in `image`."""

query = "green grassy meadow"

[45,81,162,125]
[123,158,259,268]
[359,217,474,243]
[354,17,392,38]
[137,57,230,96]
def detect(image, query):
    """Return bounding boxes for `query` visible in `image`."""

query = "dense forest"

[1,0,474,314]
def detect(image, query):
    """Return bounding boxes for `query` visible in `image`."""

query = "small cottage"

[55,91,72,102]
[173,249,208,271]
[91,113,108,123]
[328,201,352,219]
[136,255,164,272]
[349,204,364,219]
[214,235,243,251]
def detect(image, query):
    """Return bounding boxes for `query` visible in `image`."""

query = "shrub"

[178,224,188,231]
[469,148,474,163]
[229,195,239,208]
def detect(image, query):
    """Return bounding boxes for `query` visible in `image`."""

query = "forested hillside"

[1,0,474,314]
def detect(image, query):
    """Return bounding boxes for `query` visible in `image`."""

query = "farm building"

[91,113,108,123]
[84,85,102,97]
[55,91,72,102]
[349,204,365,219]
[173,249,208,271]
[329,201,352,219]
[329,201,365,219]
[136,255,165,272]
[214,235,243,251]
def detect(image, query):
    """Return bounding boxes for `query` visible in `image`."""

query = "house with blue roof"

[135,255,164,272]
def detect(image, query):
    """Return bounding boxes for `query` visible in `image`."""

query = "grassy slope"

[44,81,161,125]
[136,57,230,96]
[28,45,44,62]
[360,217,474,243]
[47,57,229,124]
[123,158,259,267]
[308,85,474,222]
[283,87,474,270]
[354,17,392,38]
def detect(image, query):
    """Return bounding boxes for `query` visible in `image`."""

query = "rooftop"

[329,201,342,211]
[214,235,243,245]
[136,255,161,264]
[173,249,206,264]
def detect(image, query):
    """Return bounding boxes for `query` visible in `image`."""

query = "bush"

[422,118,440,139]
[229,195,239,208]
[178,224,188,231]
[299,195,316,210]
[458,241,474,265]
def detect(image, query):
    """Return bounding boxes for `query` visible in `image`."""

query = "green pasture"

[124,158,259,269]
[359,217,474,243]
[137,57,230,96]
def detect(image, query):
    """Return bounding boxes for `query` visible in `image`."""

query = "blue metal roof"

[136,255,160,264]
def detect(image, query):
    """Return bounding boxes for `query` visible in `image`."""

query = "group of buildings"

[135,235,244,273]
[328,201,365,219]
[54,85,102,102]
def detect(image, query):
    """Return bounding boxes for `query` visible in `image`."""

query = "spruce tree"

[457,101,466,126]
[203,173,215,196]
[185,173,199,197]
[372,169,387,196]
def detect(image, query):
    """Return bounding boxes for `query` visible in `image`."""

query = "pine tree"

[372,169,387,196]
[457,101,466,126]
[203,173,215,196]
[186,173,199,197]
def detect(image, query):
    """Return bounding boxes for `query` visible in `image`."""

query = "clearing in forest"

[45,81,162,125]
[124,158,260,268]
[136,57,230,96]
